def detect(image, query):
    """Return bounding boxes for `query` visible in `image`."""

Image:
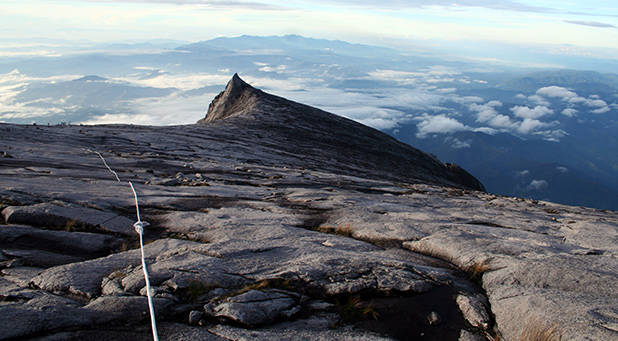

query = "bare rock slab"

[205,289,301,326]
[456,294,490,330]
[2,203,135,236]
[0,224,122,257]
[31,238,196,298]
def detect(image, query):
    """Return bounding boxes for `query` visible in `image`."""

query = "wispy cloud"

[314,0,555,13]
[445,136,471,149]
[85,0,287,10]
[526,179,548,191]
[564,20,617,28]
[556,166,568,173]
[366,66,461,86]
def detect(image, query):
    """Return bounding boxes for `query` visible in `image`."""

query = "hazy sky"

[1,0,617,51]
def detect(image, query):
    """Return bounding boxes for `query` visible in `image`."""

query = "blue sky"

[1,0,617,62]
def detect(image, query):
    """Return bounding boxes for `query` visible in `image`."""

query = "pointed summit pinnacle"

[199,73,263,123]
[229,73,247,88]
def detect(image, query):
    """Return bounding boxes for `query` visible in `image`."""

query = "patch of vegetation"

[63,219,93,232]
[465,260,491,283]
[184,280,220,303]
[0,197,20,207]
[335,296,379,322]
[107,270,127,280]
[84,202,104,211]
[316,224,353,237]
[520,321,562,341]
[485,333,502,341]
[119,240,140,252]
[240,278,293,294]
[166,232,210,243]
[447,188,464,197]
[217,278,295,302]
[0,197,21,219]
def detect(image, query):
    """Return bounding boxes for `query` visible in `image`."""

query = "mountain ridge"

[198,74,485,191]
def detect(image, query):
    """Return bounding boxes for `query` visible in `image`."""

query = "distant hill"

[177,34,399,59]
[501,69,618,94]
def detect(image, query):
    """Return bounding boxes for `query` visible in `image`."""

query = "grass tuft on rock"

[520,321,562,341]
[335,296,379,322]
[184,280,220,303]
[465,260,490,283]
[316,224,353,237]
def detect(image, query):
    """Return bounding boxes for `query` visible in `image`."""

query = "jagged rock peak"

[199,73,263,123]
[196,73,485,191]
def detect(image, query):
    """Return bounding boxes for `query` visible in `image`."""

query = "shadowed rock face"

[198,74,485,192]
[200,73,263,123]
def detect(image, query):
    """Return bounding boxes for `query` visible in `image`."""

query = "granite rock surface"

[0,75,616,340]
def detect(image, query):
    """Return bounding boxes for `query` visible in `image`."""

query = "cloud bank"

[535,85,611,115]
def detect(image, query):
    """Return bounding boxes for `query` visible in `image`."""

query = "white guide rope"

[92,150,121,182]
[90,149,159,341]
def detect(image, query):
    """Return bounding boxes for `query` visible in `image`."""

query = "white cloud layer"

[0,69,81,120]
[517,118,551,134]
[118,72,231,91]
[415,114,468,138]
[535,85,611,114]
[469,100,503,123]
[561,108,577,117]
[536,86,578,99]
[510,105,553,119]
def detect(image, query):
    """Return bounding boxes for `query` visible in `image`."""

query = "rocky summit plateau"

[0,74,616,341]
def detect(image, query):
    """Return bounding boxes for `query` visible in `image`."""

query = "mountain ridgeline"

[198,74,485,192]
